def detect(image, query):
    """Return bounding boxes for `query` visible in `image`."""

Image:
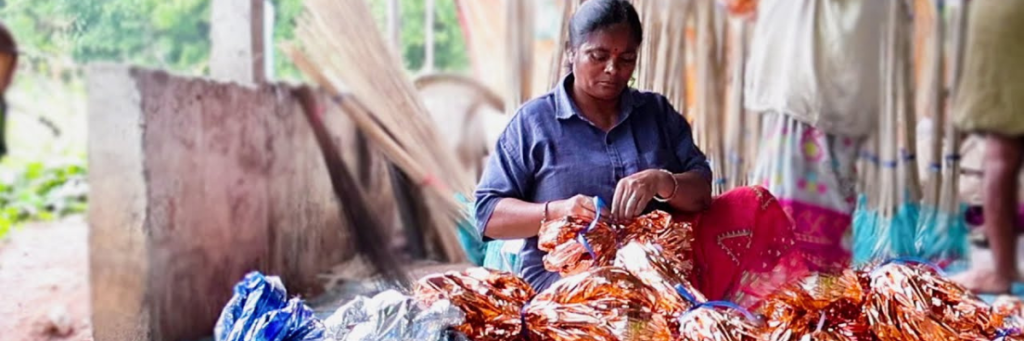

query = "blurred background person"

[951,0,1024,294]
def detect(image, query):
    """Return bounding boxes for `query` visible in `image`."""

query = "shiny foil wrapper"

[677,304,761,341]
[865,262,997,341]
[538,216,618,276]
[414,267,535,341]
[994,296,1024,330]
[523,266,674,341]
[324,289,466,341]
[618,210,695,278]
[614,241,706,318]
[759,271,872,341]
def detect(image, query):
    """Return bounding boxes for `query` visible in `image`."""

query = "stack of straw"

[291,0,473,263]
[853,0,918,263]
[913,0,970,267]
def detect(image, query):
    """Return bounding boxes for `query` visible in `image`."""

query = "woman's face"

[569,23,639,101]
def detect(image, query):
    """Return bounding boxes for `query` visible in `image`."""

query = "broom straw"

[291,0,471,263]
[897,0,922,205]
[296,0,472,195]
[877,0,900,219]
[921,0,945,209]
[938,0,969,216]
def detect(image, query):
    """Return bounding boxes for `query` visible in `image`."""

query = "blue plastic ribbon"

[900,150,917,162]
[577,196,605,261]
[997,327,1021,339]
[519,300,532,338]
[685,301,759,323]
[674,284,699,305]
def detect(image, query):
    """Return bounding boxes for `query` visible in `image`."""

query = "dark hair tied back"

[568,0,643,50]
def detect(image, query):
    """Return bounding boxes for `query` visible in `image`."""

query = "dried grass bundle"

[290,0,472,263]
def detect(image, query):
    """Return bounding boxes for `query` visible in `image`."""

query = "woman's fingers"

[631,191,652,218]
[612,180,628,220]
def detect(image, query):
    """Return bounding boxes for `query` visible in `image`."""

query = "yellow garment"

[953,0,1024,135]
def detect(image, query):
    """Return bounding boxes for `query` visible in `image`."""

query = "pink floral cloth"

[751,113,861,272]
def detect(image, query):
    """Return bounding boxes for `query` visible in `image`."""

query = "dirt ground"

[0,216,92,341]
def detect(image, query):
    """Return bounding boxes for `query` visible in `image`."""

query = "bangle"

[654,169,678,202]
[542,201,551,223]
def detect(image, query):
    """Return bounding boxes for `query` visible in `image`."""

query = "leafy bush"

[0,157,88,239]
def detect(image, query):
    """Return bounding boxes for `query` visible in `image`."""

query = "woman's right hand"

[551,195,608,221]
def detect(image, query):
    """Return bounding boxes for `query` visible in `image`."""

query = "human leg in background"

[954,134,1024,293]
[751,113,860,272]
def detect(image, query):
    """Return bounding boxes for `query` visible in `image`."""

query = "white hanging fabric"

[744,0,887,137]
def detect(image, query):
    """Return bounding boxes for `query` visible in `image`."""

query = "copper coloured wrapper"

[523,266,674,341]
[865,262,995,341]
[677,303,761,341]
[618,210,696,277]
[758,271,871,341]
[614,241,706,317]
[414,267,535,341]
[538,216,617,276]
[994,296,1024,331]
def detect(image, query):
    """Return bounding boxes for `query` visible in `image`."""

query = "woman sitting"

[474,0,803,305]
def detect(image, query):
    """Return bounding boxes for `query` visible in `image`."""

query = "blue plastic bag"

[214,272,325,341]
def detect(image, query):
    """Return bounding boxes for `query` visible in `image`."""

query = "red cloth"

[678,186,810,309]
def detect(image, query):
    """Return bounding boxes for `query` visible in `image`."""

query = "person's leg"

[954,134,1024,293]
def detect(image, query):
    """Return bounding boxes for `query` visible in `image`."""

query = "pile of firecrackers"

[411,211,1024,341]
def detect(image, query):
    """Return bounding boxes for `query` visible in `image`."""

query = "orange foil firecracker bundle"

[614,240,706,318]
[864,260,1002,341]
[993,296,1024,341]
[677,301,761,341]
[758,270,874,341]
[618,210,696,278]
[414,267,535,341]
[537,215,618,276]
[522,266,674,341]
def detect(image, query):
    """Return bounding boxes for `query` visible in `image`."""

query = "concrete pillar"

[210,0,265,85]
[424,0,435,72]
[387,0,401,52]
[86,65,395,341]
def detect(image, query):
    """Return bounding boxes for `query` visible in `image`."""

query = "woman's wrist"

[654,169,678,201]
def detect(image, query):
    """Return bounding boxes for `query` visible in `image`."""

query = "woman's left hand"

[611,169,673,221]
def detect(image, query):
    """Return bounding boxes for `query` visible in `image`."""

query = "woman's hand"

[552,194,608,221]
[611,169,674,220]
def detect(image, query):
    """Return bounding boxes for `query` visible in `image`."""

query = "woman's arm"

[485,195,604,239]
[483,198,547,239]
[656,170,712,213]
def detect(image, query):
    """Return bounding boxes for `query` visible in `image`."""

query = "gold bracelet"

[653,169,678,202]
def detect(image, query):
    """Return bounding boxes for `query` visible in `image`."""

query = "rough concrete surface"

[87,64,392,341]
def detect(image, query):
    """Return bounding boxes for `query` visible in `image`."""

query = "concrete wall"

[87,65,395,341]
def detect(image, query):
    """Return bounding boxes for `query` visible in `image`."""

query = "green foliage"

[0,156,87,239]
[0,0,211,75]
[371,0,469,72]
[0,0,469,78]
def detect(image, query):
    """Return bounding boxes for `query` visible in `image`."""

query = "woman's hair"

[568,0,643,50]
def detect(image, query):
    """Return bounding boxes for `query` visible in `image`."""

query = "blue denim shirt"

[474,74,711,292]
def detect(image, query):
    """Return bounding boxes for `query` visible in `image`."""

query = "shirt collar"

[553,73,645,122]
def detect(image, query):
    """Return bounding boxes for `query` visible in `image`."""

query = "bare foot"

[952,268,1019,294]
